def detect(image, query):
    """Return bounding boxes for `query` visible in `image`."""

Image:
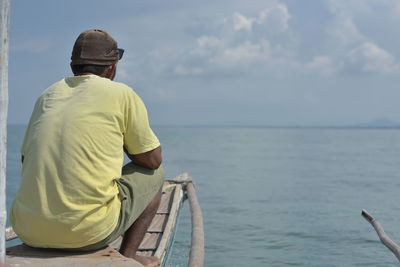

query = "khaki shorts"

[72,162,165,251]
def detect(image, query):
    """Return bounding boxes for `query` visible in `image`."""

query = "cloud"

[167,3,308,78]
[169,3,347,78]
[329,17,364,47]
[229,4,290,32]
[215,41,271,66]
[346,42,400,74]
[325,0,400,75]
[257,3,291,31]
[118,0,400,82]
[232,12,254,31]
[304,56,336,76]
[327,0,373,17]
[197,36,222,48]
[228,4,291,33]
[327,0,400,18]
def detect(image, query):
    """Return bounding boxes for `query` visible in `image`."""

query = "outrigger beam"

[362,209,400,262]
[187,182,204,267]
[168,172,205,267]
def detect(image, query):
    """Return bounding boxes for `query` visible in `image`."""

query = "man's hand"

[124,146,162,170]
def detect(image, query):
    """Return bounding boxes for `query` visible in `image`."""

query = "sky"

[7,0,400,126]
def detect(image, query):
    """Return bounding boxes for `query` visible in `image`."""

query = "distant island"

[351,118,400,128]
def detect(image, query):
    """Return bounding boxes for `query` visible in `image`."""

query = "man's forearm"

[131,155,162,170]
[125,146,162,170]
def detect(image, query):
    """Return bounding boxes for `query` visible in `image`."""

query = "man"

[10,29,163,267]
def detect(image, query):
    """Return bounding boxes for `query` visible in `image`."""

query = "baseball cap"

[71,29,124,66]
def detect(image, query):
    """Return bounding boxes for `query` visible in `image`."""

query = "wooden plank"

[157,191,172,214]
[5,244,144,266]
[6,244,125,259]
[148,214,168,233]
[138,233,160,251]
[154,185,184,262]
[0,0,10,265]
[136,250,153,257]
[6,257,142,267]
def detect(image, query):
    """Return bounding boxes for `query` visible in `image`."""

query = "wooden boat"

[0,3,205,266]
[5,173,204,267]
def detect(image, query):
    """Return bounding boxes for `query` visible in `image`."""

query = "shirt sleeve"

[123,90,160,155]
[21,97,42,156]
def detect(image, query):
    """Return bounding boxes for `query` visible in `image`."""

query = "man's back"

[11,74,160,248]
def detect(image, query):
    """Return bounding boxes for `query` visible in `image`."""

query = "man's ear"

[102,63,117,80]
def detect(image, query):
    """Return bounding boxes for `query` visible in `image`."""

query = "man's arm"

[124,146,162,170]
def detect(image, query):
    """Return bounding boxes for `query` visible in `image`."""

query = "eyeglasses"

[117,48,124,60]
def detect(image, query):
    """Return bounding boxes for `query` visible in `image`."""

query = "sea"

[5,125,400,266]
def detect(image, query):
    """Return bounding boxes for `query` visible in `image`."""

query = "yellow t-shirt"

[10,75,160,248]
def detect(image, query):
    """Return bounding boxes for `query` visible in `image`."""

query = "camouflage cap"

[71,29,121,66]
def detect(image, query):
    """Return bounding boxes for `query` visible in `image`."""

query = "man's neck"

[75,72,95,76]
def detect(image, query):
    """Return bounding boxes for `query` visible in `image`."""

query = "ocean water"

[5,125,400,266]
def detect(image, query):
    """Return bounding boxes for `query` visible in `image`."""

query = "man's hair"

[71,64,109,76]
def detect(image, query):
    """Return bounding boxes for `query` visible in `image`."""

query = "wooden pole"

[362,209,400,262]
[0,0,10,266]
[167,172,205,266]
[187,182,204,267]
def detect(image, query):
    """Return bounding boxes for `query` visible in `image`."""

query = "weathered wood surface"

[6,235,142,267]
[6,180,185,266]
[153,182,183,262]
[6,245,141,267]
[187,182,204,267]
[0,0,10,266]
[4,229,16,242]
[362,209,400,262]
